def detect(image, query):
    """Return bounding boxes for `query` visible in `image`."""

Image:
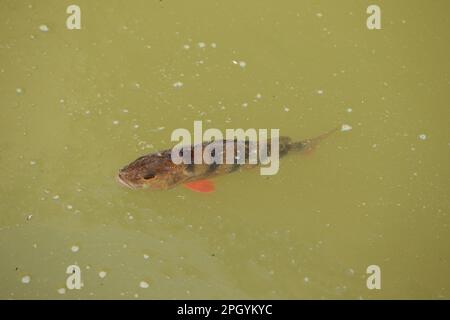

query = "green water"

[1,0,449,299]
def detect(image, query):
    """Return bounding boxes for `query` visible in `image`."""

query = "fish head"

[117,152,179,190]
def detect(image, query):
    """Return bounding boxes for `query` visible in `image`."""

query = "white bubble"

[210,42,217,48]
[57,288,66,294]
[183,44,190,50]
[139,281,149,288]
[346,108,353,113]
[39,24,49,32]
[112,120,119,125]
[341,124,352,132]
[71,245,79,253]
[52,195,60,200]
[30,160,36,165]
[198,42,206,48]
[16,88,23,94]
[21,275,31,284]
[317,89,324,95]
[143,254,149,260]
[98,271,107,279]
[418,134,427,140]
[173,81,184,88]
[284,107,290,112]
[232,60,246,68]
[66,205,73,210]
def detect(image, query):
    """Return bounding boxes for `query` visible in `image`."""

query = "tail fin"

[290,127,339,154]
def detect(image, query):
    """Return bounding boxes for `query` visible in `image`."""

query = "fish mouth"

[116,173,137,189]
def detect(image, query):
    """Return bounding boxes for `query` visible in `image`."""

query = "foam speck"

[21,275,31,284]
[418,134,427,140]
[173,81,184,88]
[341,124,352,132]
[39,24,49,32]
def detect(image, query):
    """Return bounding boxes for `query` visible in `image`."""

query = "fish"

[117,128,338,192]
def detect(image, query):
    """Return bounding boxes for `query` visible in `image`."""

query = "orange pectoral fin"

[183,180,215,193]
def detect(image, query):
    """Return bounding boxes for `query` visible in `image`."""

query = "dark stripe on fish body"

[204,147,220,175]
[228,141,245,173]
[184,146,196,173]
[185,163,195,173]
[205,162,220,175]
[228,163,241,173]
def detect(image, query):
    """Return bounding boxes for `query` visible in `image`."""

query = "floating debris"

[317,89,324,95]
[346,108,353,113]
[16,88,23,94]
[197,42,206,48]
[52,195,60,200]
[341,124,352,132]
[173,81,184,88]
[139,281,149,289]
[21,275,31,284]
[418,134,427,140]
[39,24,49,32]
[71,245,79,253]
[112,120,119,125]
[183,44,190,50]
[143,254,149,260]
[57,288,66,294]
[98,271,107,279]
[30,160,36,165]
[232,60,247,68]
[210,42,217,48]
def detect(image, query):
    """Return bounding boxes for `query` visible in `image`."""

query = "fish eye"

[143,172,156,180]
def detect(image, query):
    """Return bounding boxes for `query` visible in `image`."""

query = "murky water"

[1,0,449,299]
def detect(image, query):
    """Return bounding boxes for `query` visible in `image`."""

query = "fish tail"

[290,127,339,154]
